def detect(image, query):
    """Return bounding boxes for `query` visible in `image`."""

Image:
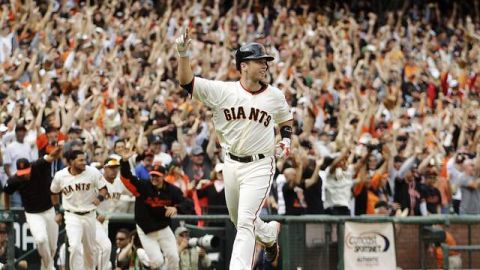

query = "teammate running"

[95,157,132,270]
[3,146,63,270]
[119,150,186,270]
[176,29,293,270]
[50,150,108,270]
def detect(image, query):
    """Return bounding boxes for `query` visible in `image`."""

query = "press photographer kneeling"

[175,227,214,270]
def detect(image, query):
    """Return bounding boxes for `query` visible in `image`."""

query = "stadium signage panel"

[344,222,396,270]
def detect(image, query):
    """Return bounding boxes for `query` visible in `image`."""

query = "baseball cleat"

[265,221,281,262]
[265,242,279,262]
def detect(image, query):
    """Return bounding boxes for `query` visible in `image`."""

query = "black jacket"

[4,158,54,213]
[120,159,185,233]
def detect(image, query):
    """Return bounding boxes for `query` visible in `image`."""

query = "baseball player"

[119,150,186,270]
[50,150,108,270]
[176,29,293,269]
[3,146,63,270]
[95,158,133,270]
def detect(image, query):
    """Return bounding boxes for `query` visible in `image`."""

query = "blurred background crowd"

[1,0,480,260]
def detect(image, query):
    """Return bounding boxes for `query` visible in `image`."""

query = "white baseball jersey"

[96,175,132,215]
[192,77,292,156]
[50,166,106,212]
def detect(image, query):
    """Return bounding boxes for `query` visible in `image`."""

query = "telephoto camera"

[187,235,220,250]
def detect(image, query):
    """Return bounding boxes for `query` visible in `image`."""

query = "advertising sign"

[344,221,396,270]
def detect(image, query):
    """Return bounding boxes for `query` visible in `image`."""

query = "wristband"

[280,125,292,139]
[97,194,105,202]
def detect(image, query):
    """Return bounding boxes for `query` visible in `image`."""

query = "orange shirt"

[435,232,459,268]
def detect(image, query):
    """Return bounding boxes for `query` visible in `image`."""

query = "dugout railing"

[2,211,480,269]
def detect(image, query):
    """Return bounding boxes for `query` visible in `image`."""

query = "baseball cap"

[104,158,120,168]
[16,158,31,176]
[191,146,204,156]
[174,226,189,237]
[149,165,166,177]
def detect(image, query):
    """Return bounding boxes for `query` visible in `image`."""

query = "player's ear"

[240,62,248,73]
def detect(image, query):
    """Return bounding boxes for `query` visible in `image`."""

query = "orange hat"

[16,159,31,176]
[149,165,166,177]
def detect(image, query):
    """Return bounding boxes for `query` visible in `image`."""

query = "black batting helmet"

[235,43,274,71]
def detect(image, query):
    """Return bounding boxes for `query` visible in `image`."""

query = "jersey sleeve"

[192,77,229,109]
[97,174,107,190]
[273,90,293,124]
[171,185,185,205]
[119,159,143,197]
[50,172,62,193]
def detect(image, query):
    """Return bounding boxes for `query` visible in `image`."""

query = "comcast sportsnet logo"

[345,232,391,253]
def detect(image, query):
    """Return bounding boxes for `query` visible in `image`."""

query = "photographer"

[175,227,211,270]
[116,230,151,270]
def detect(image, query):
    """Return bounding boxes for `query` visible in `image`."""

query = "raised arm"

[304,157,324,189]
[176,28,194,87]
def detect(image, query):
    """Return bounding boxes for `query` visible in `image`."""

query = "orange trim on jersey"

[120,176,140,197]
[239,81,268,95]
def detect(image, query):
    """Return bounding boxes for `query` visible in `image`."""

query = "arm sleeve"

[97,175,107,190]
[120,159,142,197]
[50,172,62,193]
[3,178,19,194]
[36,158,51,169]
[192,77,229,109]
[172,185,186,205]
[273,90,293,124]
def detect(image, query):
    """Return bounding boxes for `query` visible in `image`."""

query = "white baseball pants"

[64,211,97,270]
[224,155,279,270]
[25,207,58,270]
[95,219,112,270]
[136,225,179,270]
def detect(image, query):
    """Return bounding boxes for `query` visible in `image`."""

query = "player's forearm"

[51,194,60,206]
[178,57,194,85]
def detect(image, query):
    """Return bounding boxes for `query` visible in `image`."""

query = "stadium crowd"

[0,0,480,268]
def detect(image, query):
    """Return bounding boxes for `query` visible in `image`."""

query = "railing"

[2,210,480,270]
[108,214,480,270]
[441,244,480,270]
